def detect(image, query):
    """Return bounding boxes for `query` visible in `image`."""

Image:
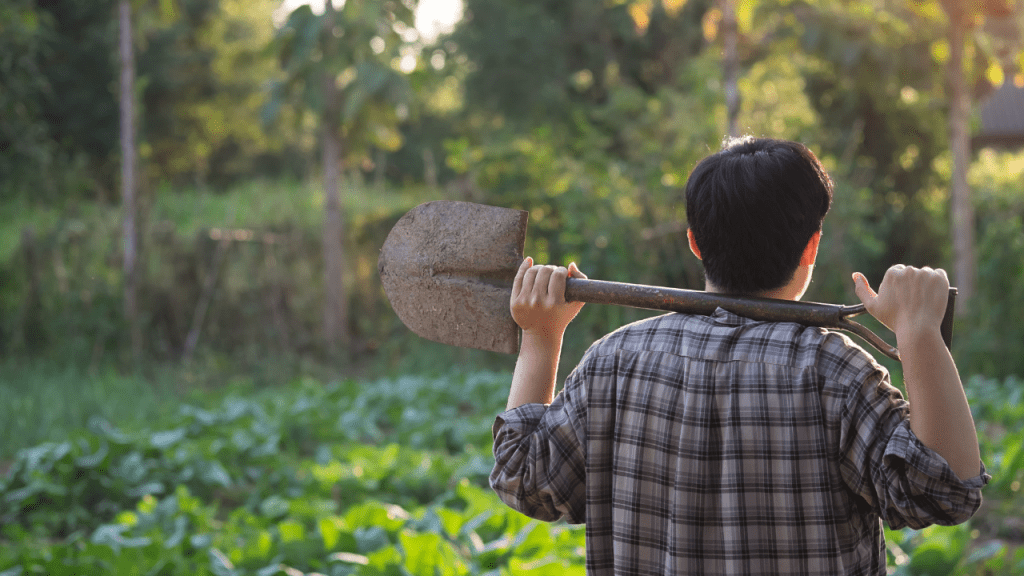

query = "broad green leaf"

[91,524,151,553]
[115,511,138,527]
[278,520,305,543]
[74,441,109,468]
[400,530,469,576]
[363,541,403,567]
[260,496,290,519]
[164,515,188,549]
[312,459,345,485]
[345,501,409,533]
[512,523,554,560]
[965,540,1005,565]
[399,531,442,576]
[455,479,500,516]
[355,526,391,554]
[222,398,253,421]
[434,507,466,538]
[113,452,147,484]
[179,406,217,428]
[994,431,1024,490]
[198,460,232,487]
[18,442,71,473]
[125,481,165,498]
[508,558,571,576]
[320,516,343,550]
[257,530,274,558]
[907,540,958,576]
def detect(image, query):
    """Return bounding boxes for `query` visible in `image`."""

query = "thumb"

[852,272,876,305]
[568,262,588,280]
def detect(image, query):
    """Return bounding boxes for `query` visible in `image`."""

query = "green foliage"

[0,179,429,364]
[959,149,1024,378]
[0,0,110,204]
[0,360,182,461]
[0,370,591,575]
[450,0,711,123]
[960,215,1024,377]
[265,0,418,162]
[1,369,1022,575]
[140,0,307,188]
[0,0,309,200]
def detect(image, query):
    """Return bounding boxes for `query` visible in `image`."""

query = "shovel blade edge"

[378,201,528,354]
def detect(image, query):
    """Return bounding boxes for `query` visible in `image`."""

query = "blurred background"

[1,0,1024,572]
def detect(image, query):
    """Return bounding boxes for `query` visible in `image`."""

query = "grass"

[0,338,512,464]
[0,360,177,461]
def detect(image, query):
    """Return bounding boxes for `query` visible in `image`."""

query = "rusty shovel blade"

[378,201,528,354]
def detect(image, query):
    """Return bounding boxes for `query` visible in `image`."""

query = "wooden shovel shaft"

[564,278,956,361]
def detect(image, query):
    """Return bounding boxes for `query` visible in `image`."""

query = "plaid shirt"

[491,309,989,575]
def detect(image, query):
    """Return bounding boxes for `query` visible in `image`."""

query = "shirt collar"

[709,307,762,326]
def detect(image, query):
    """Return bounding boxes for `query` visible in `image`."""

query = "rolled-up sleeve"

[879,421,989,528]
[838,363,990,530]
[489,374,588,524]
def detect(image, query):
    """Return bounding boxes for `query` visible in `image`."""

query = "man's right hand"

[511,257,587,345]
[505,257,587,410]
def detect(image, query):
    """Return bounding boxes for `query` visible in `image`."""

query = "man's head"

[684,137,833,295]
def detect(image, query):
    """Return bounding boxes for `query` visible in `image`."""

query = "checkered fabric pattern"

[491,309,989,575]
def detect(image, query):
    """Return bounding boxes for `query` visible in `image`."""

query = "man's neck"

[704,264,813,302]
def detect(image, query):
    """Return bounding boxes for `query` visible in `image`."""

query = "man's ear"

[800,231,822,266]
[687,228,702,260]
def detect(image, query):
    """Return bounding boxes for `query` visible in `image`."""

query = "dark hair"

[684,137,833,294]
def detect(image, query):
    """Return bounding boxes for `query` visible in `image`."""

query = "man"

[489,137,988,575]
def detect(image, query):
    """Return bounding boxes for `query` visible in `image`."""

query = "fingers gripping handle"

[941,287,957,350]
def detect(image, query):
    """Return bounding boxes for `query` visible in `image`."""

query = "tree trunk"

[322,126,348,355]
[321,0,348,355]
[119,0,141,362]
[947,11,976,312]
[722,0,740,138]
[423,148,438,189]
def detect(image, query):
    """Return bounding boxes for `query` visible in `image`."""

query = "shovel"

[378,201,955,362]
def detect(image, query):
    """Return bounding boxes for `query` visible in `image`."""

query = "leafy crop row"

[0,372,586,575]
[2,372,1023,575]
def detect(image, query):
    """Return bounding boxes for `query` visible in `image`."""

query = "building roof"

[975,78,1024,149]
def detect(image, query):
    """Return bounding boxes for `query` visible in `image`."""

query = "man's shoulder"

[583,310,884,375]
[584,312,689,355]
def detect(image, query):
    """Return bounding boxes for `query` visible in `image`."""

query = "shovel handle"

[563,278,957,361]
[941,287,957,350]
[565,277,846,325]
